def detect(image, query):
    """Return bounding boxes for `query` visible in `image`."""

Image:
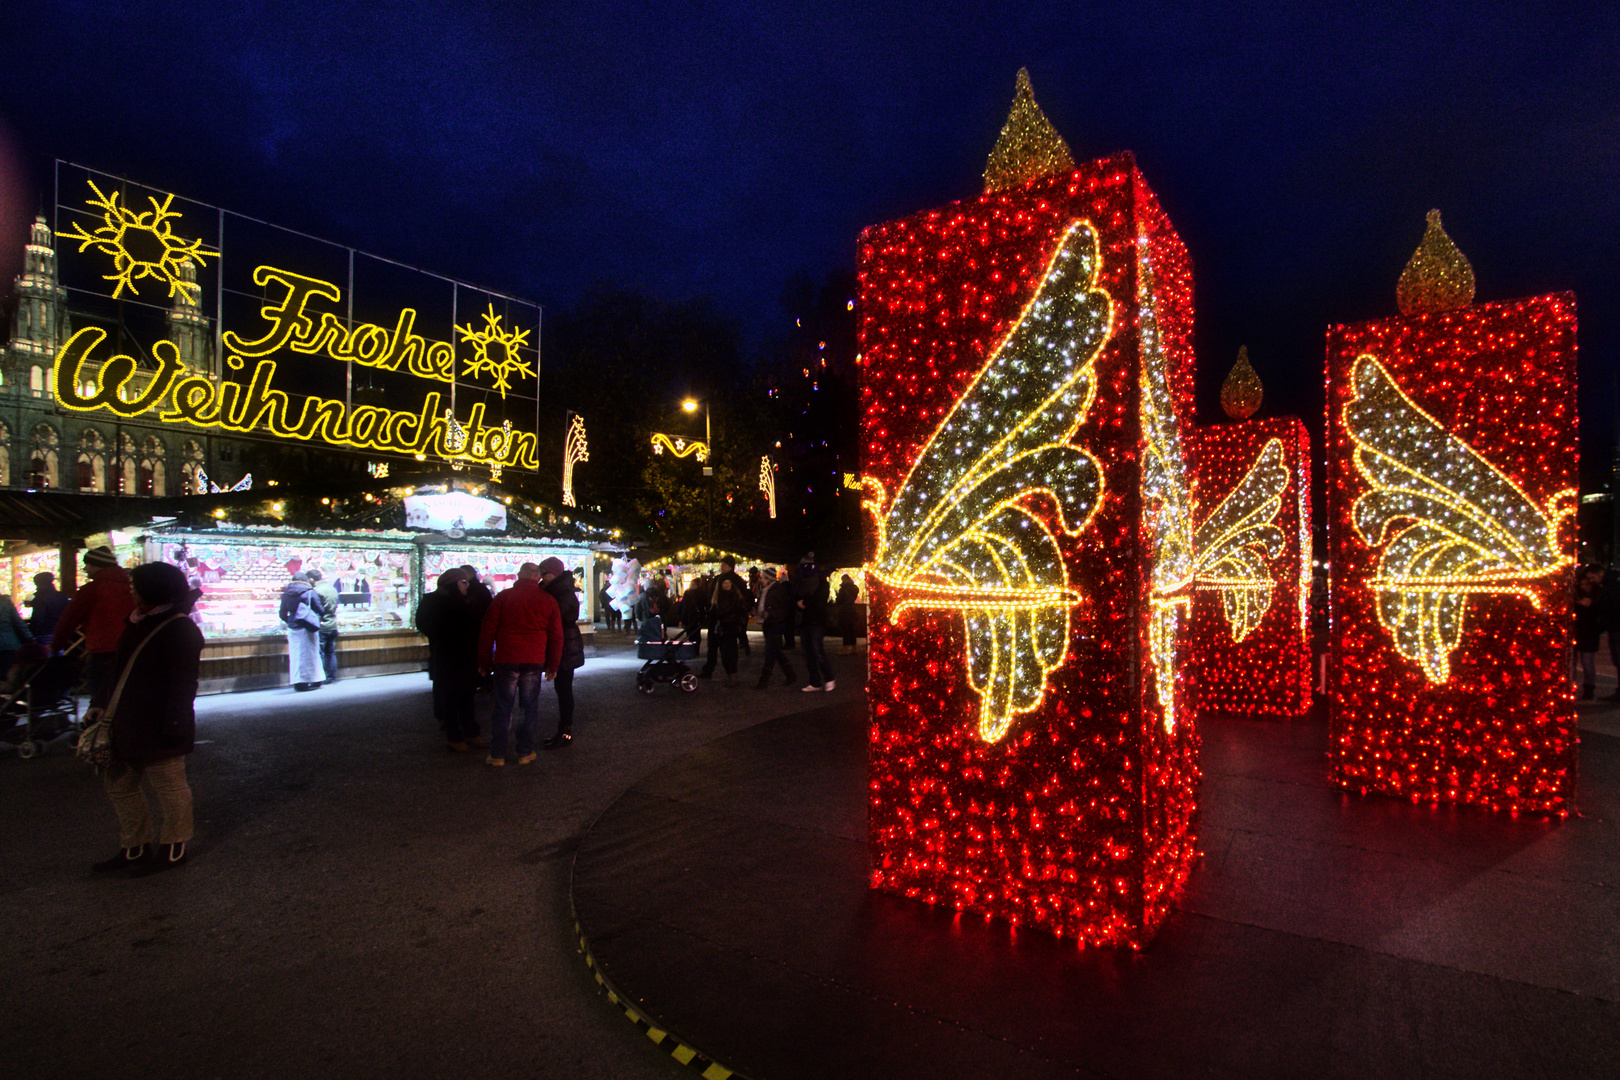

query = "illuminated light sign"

[861,143,1198,949]
[50,169,542,472]
[759,455,776,518]
[1326,283,1577,815]
[649,432,708,461]
[403,491,508,532]
[562,413,588,507]
[57,179,213,300]
[1186,420,1312,716]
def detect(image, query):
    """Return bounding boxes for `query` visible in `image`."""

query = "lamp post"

[683,398,712,542]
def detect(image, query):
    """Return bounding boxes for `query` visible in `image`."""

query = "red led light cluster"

[1324,293,1578,815]
[1187,418,1313,716]
[859,153,1199,947]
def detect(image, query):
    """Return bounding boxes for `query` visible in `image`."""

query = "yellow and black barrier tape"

[572,913,747,1080]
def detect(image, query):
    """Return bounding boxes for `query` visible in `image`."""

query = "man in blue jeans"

[475,563,564,766]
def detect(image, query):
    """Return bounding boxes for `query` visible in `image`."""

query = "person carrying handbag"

[86,563,205,876]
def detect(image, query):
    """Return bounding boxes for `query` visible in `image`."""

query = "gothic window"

[180,439,206,494]
[29,366,43,398]
[77,428,107,493]
[112,433,137,495]
[29,423,58,489]
[138,435,166,497]
[0,420,10,486]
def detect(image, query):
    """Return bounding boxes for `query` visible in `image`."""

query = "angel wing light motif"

[865,220,1113,743]
[1137,245,1195,732]
[1345,355,1575,683]
[1192,438,1289,642]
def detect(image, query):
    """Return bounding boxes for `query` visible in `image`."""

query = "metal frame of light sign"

[860,152,1199,948]
[1325,293,1578,815]
[48,161,543,473]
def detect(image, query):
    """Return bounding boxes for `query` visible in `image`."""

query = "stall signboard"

[49,162,541,471]
[422,546,590,598]
[403,492,507,533]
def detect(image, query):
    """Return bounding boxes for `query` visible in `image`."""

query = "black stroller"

[0,637,86,760]
[635,615,700,694]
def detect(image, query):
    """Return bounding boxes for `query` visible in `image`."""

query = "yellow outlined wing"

[869,219,1113,742]
[1192,438,1288,642]
[1345,355,1574,683]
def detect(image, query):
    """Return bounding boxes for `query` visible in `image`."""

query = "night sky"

[1,2,1616,476]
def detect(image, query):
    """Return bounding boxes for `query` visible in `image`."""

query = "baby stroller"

[636,615,700,694]
[0,638,86,760]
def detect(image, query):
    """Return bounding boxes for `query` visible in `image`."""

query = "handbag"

[76,614,187,770]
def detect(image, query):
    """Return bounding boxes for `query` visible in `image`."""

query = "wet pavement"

[6,635,1619,1079]
[0,629,844,1080]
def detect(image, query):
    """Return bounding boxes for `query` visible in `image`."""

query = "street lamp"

[682,397,713,541]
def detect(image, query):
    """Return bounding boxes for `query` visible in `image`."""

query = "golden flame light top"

[983,68,1075,194]
[1220,345,1263,419]
[1397,210,1475,316]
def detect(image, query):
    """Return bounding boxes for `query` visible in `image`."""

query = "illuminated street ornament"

[457,304,535,398]
[1345,356,1574,683]
[862,134,1199,947]
[1326,214,1577,816]
[1191,438,1288,641]
[191,468,254,495]
[58,179,212,300]
[759,455,776,518]
[649,432,708,461]
[562,413,588,507]
[863,220,1108,743]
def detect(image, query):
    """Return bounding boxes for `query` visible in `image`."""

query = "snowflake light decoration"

[456,303,535,398]
[58,179,212,300]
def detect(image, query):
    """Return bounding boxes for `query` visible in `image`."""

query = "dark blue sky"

[2,2,1616,468]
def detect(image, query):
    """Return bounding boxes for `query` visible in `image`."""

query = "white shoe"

[823,680,835,691]
[801,684,823,692]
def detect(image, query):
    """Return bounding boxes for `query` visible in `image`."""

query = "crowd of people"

[629,552,860,692]
[4,541,867,878]
[412,558,582,763]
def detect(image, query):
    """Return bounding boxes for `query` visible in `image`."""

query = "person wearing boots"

[754,567,797,689]
[539,557,584,748]
[700,558,751,686]
[90,563,204,876]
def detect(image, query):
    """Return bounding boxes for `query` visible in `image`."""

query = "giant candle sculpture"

[1325,212,1577,814]
[859,71,1198,945]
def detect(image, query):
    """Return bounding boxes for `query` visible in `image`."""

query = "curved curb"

[571,909,750,1080]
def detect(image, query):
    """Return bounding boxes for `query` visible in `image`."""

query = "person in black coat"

[754,567,797,689]
[28,572,70,646]
[539,557,585,747]
[1572,565,1608,699]
[416,569,484,751]
[91,562,205,875]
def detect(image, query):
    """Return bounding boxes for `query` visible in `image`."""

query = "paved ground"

[5,635,1618,1079]
[0,629,852,1080]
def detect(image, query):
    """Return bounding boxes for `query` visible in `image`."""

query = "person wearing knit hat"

[53,546,136,702]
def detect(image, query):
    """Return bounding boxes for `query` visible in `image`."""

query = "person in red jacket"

[476,563,563,766]
[53,546,137,704]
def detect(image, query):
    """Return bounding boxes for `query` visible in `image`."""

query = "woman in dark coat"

[92,562,205,875]
[414,569,484,751]
[539,557,585,748]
